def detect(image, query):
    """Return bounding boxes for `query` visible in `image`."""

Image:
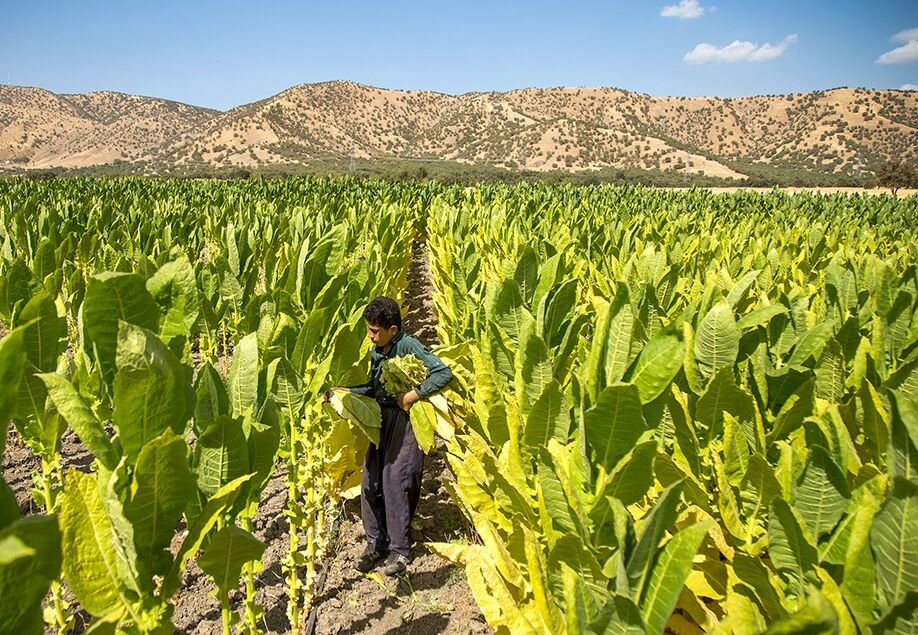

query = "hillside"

[2,81,916,178]
[0,86,216,168]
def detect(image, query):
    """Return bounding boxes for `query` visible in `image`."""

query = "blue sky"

[1,0,916,110]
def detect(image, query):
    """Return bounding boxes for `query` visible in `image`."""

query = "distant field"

[672,186,918,196]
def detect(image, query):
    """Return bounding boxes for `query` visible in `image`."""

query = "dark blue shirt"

[347,330,453,407]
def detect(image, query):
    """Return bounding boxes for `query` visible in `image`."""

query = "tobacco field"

[0,177,916,634]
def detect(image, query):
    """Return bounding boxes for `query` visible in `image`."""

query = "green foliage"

[0,176,418,632]
[1,177,916,633]
[425,181,918,634]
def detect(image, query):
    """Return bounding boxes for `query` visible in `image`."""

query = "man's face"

[366,321,399,348]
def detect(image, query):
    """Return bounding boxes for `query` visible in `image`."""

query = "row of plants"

[424,186,917,633]
[0,177,420,633]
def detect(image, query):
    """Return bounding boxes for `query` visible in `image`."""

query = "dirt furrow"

[311,239,491,635]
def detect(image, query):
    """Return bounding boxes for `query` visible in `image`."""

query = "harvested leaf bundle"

[381,353,427,395]
[381,354,465,452]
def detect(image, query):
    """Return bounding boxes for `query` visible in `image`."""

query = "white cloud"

[684,34,798,64]
[893,28,918,43]
[661,0,706,19]
[901,84,918,90]
[876,39,918,64]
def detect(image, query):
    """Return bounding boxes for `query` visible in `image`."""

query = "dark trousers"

[361,405,424,556]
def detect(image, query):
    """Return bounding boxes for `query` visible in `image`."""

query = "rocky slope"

[2,81,915,177]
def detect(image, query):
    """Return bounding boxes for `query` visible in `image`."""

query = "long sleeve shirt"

[347,330,453,407]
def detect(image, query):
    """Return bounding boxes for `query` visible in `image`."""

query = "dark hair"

[362,296,402,330]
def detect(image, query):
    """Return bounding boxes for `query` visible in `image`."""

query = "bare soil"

[171,463,292,634]
[311,450,489,635]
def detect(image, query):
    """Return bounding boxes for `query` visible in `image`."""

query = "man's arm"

[345,382,374,397]
[406,339,453,398]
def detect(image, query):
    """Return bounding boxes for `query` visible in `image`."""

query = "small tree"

[876,159,918,195]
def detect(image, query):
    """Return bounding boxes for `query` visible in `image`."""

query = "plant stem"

[221,590,231,635]
[240,516,260,633]
[40,456,70,634]
[285,423,301,631]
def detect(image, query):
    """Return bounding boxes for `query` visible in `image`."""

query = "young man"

[339,296,453,576]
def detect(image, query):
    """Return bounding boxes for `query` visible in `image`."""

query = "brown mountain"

[0,86,216,168]
[2,81,916,178]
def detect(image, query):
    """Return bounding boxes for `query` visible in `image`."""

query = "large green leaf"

[124,430,195,573]
[12,363,61,458]
[794,445,850,540]
[736,303,788,331]
[538,455,579,537]
[694,300,739,384]
[626,481,684,599]
[524,379,569,456]
[769,498,817,600]
[515,326,553,416]
[39,372,118,470]
[695,365,756,444]
[198,526,265,596]
[17,290,63,373]
[762,589,837,635]
[146,256,199,344]
[627,328,684,404]
[408,400,437,453]
[533,253,563,313]
[328,319,365,386]
[603,440,657,506]
[59,469,129,619]
[639,519,712,635]
[541,279,578,346]
[548,534,606,600]
[0,516,61,635]
[102,463,144,599]
[490,278,527,343]
[0,486,20,538]
[788,321,836,366]
[872,479,918,612]
[195,416,251,497]
[589,594,646,635]
[766,378,815,443]
[732,553,787,618]
[0,259,37,324]
[291,306,330,371]
[194,363,230,428]
[112,322,188,462]
[871,592,918,635]
[723,412,750,487]
[890,391,918,483]
[229,332,259,418]
[843,487,880,631]
[324,389,381,445]
[584,384,646,474]
[586,286,633,401]
[814,339,846,403]
[245,413,281,499]
[0,327,26,457]
[82,272,160,388]
[738,455,782,541]
[514,245,540,306]
[269,357,303,416]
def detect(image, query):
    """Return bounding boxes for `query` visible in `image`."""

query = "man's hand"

[395,390,420,413]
